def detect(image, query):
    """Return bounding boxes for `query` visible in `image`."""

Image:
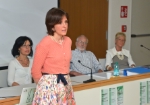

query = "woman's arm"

[127,51,135,67]
[31,44,49,83]
[105,52,113,71]
[8,60,19,86]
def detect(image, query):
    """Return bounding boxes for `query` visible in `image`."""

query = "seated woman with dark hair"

[105,32,135,71]
[7,36,33,86]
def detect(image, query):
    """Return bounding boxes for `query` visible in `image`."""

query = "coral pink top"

[31,35,72,79]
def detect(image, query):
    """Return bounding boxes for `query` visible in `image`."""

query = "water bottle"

[113,62,119,76]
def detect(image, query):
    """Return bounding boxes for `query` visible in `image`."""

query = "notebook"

[15,87,36,105]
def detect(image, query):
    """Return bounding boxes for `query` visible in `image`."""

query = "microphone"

[78,60,96,83]
[141,45,150,51]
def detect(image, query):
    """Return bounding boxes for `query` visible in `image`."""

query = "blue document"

[126,67,150,76]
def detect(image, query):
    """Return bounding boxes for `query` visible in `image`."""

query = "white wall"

[131,0,150,66]
[108,0,132,50]
[131,0,150,34]
[0,0,57,66]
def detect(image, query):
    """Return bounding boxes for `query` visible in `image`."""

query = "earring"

[52,28,55,32]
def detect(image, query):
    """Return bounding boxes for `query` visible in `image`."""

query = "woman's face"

[19,40,31,56]
[115,35,126,48]
[53,15,68,36]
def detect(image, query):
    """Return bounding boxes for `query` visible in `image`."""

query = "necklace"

[116,52,124,60]
[18,57,29,66]
[51,36,64,45]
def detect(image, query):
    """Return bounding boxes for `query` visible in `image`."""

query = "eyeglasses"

[117,38,125,42]
[21,45,32,48]
[77,41,88,45]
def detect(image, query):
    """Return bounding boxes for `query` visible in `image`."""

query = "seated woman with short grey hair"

[105,32,135,71]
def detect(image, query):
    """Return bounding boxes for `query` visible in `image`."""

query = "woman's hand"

[12,82,19,86]
[131,64,135,68]
[34,78,40,84]
[108,67,113,71]
[106,65,113,71]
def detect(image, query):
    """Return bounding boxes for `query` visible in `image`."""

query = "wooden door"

[59,0,108,58]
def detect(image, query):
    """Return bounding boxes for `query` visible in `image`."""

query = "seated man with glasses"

[70,35,103,76]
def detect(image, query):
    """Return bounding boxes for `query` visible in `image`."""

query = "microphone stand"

[78,60,96,83]
[140,45,150,68]
[83,68,96,83]
[141,45,150,51]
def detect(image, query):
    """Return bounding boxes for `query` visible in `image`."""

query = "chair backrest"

[99,58,106,70]
[0,69,8,88]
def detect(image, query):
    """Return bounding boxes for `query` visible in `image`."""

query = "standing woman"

[31,8,76,105]
[8,36,33,86]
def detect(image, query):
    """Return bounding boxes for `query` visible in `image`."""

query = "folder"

[126,67,150,76]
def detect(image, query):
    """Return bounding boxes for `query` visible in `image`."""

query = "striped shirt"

[70,49,102,74]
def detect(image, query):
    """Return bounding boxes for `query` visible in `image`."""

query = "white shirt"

[7,58,33,86]
[105,47,135,67]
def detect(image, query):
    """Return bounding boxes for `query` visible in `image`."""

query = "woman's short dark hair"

[45,7,69,36]
[11,36,33,57]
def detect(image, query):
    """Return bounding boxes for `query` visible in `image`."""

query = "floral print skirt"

[32,74,76,105]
